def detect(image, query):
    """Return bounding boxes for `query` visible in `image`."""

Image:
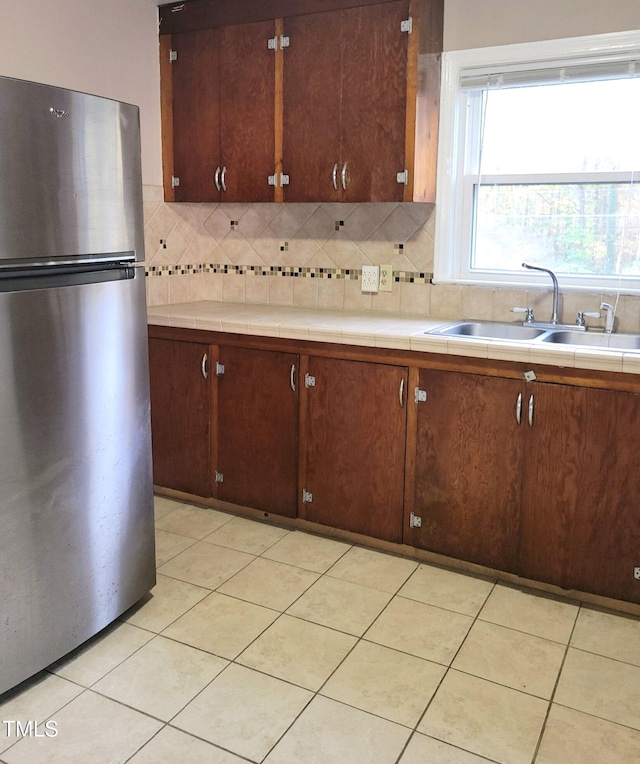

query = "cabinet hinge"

[215,362,225,376]
[409,512,422,528]
[169,49,178,62]
[400,17,413,34]
[267,36,278,50]
[305,373,316,388]
[396,170,409,185]
[215,471,224,484]
[302,489,313,504]
[414,387,427,404]
[268,173,290,187]
[171,175,180,188]
[280,35,290,49]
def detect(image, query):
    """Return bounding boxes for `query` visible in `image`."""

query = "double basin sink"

[428,321,640,350]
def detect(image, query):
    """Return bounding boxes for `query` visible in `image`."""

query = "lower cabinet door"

[216,346,299,517]
[148,337,211,497]
[300,357,408,542]
[407,370,522,572]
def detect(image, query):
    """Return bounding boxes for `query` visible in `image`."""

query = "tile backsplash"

[143,185,640,332]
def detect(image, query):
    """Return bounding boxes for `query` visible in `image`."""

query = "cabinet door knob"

[332,163,338,191]
[515,392,522,425]
[341,162,348,190]
[201,353,208,379]
[214,167,221,192]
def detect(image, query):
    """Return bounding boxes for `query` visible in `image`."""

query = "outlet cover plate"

[361,265,380,293]
[379,264,393,292]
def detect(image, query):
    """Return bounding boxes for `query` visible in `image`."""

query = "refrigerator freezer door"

[0,268,155,695]
[0,76,144,265]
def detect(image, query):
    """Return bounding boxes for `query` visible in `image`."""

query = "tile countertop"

[147,302,640,376]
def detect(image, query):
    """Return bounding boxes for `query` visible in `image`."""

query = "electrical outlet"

[379,264,393,292]
[634,567,640,580]
[361,265,379,293]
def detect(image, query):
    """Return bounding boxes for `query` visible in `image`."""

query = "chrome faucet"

[522,263,559,324]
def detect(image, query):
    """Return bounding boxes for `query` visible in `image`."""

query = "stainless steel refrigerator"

[0,76,155,696]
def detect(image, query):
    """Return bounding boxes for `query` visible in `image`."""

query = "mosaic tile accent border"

[145,264,433,285]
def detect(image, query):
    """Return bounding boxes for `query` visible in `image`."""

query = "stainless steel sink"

[540,331,640,350]
[428,321,547,341]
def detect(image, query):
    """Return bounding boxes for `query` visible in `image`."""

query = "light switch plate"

[361,265,379,293]
[379,264,393,292]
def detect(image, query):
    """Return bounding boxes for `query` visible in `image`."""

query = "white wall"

[0,0,162,185]
[444,0,640,50]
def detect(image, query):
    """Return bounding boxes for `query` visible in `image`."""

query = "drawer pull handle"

[332,163,338,191]
[214,167,221,192]
[399,378,405,407]
[290,363,296,392]
[341,162,348,190]
[221,166,227,192]
[528,394,535,427]
[516,392,522,425]
[201,353,208,379]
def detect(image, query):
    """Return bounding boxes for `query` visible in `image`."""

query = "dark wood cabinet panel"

[216,346,299,516]
[520,384,640,603]
[148,337,211,496]
[171,29,221,202]
[283,0,409,202]
[408,370,522,571]
[301,357,408,542]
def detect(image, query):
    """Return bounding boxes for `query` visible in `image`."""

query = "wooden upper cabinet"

[159,0,443,203]
[162,20,276,202]
[283,1,409,202]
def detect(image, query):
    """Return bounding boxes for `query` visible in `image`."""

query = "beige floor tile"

[93,636,227,721]
[121,574,210,632]
[326,546,418,594]
[217,557,319,611]
[399,733,494,763]
[536,704,640,764]
[48,622,153,687]
[154,495,184,519]
[419,670,548,764]
[554,648,640,730]
[479,584,578,643]
[237,614,356,691]
[452,620,565,699]
[173,664,312,761]
[263,695,410,764]
[2,691,162,764]
[364,596,473,665]
[321,641,445,727]
[155,528,197,567]
[129,726,246,763]
[399,564,494,616]
[287,576,392,636]
[155,505,234,539]
[204,516,290,554]
[0,673,83,754]
[162,592,278,659]
[262,530,351,573]
[157,541,254,589]
[571,607,640,667]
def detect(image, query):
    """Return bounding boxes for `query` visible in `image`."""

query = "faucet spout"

[522,262,559,324]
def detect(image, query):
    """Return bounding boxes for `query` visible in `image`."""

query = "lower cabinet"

[299,356,408,542]
[148,337,211,497]
[215,346,299,517]
[408,369,640,604]
[407,370,522,572]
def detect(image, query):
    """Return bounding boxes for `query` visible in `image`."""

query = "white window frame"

[434,30,640,293]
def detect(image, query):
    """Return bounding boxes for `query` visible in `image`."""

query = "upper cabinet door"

[340,1,409,202]
[219,20,277,202]
[282,11,343,203]
[283,1,409,202]
[170,29,221,202]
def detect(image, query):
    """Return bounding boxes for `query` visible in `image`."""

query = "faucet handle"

[576,310,601,327]
[512,307,534,323]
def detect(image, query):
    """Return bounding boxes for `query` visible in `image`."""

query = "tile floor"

[2,496,640,763]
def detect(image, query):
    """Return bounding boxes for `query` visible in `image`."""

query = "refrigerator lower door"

[0,266,155,695]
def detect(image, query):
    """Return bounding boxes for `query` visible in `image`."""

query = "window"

[435,31,640,292]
